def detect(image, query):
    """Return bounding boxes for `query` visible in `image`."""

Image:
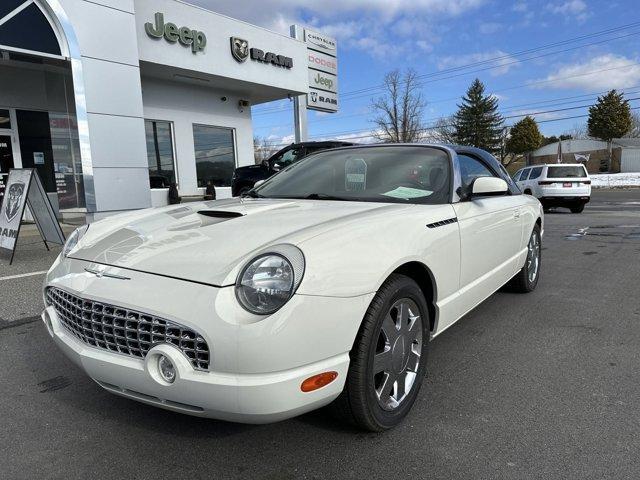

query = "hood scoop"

[197,210,245,218]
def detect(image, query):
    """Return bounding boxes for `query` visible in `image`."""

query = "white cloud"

[189,0,485,58]
[535,54,640,91]
[545,0,590,21]
[512,2,528,12]
[479,22,501,34]
[437,50,520,76]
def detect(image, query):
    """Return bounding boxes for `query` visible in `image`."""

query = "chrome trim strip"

[42,0,96,212]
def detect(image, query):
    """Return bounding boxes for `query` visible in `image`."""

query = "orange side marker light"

[301,371,338,392]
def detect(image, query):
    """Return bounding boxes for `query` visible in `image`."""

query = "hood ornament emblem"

[84,266,130,280]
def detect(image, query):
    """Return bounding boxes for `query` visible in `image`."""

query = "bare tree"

[253,136,277,164]
[629,111,640,138]
[371,69,426,143]
[562,123,589,139]
[428,116,456,144]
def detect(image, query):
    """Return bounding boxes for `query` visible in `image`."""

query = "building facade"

[0,0,308,220]
[530,138,640,174]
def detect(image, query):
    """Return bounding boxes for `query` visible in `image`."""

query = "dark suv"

[231,141,355,196]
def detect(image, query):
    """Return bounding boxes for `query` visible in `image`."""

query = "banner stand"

[0,169,65,265]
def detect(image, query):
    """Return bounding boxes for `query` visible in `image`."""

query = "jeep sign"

[308,70,338,93]
[145,12,206,53]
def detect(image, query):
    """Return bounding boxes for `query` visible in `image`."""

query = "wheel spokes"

[373,347,393,374]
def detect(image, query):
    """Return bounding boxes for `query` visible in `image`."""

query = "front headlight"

[235,245,305,315]
[62,224,89,257]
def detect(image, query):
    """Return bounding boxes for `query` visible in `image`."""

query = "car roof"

[291,141,356,147]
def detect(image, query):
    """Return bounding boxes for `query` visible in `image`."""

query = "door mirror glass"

[254,180,265,188]
[471,177,508,197]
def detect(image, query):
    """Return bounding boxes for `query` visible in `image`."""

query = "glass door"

[0,109,21,205]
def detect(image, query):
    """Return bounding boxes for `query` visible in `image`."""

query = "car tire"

[506,223,541,293]
[332,274,429,432]
[570,204,585,213]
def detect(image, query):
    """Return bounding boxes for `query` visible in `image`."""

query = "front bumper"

[43,257,373,423]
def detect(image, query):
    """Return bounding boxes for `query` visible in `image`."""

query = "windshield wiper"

[303,193,353,201]
[241,190,264,198]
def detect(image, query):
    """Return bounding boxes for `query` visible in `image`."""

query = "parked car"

[231,141,355,196]
[514,163,591,213]
[43,144,543,432]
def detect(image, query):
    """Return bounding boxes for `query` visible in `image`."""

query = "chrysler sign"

[305,31,337,53]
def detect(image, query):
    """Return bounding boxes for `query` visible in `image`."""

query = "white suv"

[514,163,591,213]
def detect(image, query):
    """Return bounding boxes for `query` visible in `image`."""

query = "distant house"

[530,138,640,173]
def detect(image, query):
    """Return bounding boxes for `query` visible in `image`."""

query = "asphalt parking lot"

[1,189,639,480]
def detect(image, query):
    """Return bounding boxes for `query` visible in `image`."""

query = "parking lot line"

[0,271,48,281]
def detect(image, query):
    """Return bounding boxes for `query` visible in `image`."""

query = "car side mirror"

[254,180,265,188]
[262,159,269,168]
[471,177,508,197]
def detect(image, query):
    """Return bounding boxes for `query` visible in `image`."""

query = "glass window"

[520,169,531,180]
[0,3,61,56]
[529,167,543,179]
[513,170,523,181]
[145,120,176,189]
[0,109,11,129]
[193,125,235,188]
[256,146,451,204]
[458,154,495,188]
[547,165,587,178]
[271,146,303,171]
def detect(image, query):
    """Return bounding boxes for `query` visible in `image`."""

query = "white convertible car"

[42,144,543,431]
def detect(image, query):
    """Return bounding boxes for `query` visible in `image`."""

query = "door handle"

[514,209,521,219]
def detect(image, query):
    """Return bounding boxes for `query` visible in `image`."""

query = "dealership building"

[0,0,335,220]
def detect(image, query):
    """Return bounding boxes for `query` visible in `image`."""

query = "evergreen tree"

[587,90,632,170]
[453,78,504,153]
[506,116,543,157]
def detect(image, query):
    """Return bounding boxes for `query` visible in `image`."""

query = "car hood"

[70,198,412,286]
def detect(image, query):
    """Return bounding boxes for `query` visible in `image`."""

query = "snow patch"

[590,172,640,188]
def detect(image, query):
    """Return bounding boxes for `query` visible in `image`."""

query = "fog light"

[158,355,176,383]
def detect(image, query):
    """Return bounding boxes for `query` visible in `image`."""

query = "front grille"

[45,287,210,370]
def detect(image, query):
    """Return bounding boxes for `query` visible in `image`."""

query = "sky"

[190,0,640,148]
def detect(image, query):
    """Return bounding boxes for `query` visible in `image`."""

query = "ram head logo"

[5,181,25,222]
[230,37,249,62]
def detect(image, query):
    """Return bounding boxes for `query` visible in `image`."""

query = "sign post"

[291,25,339,142]
[0,169,66,264]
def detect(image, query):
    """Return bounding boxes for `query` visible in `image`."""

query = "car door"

[452,153,524,319]
[518,168,531,193]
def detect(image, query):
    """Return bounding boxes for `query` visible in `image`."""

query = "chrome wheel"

[373,298,423,411]
[527,230,541,283]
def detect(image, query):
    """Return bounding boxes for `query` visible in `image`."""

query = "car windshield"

[254,146,451,204]
[547,165,587,178]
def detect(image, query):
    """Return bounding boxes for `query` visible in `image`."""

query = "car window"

[546,165,587,178]
[529,167,543,179]
[458,154,496,188]
[271,148,302,170]
[256,146,452,205]
[520,169,531,180]
[513,170,523,181]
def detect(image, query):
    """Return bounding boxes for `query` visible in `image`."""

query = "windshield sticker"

[345,158,367,191]
[382,186,432,199]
